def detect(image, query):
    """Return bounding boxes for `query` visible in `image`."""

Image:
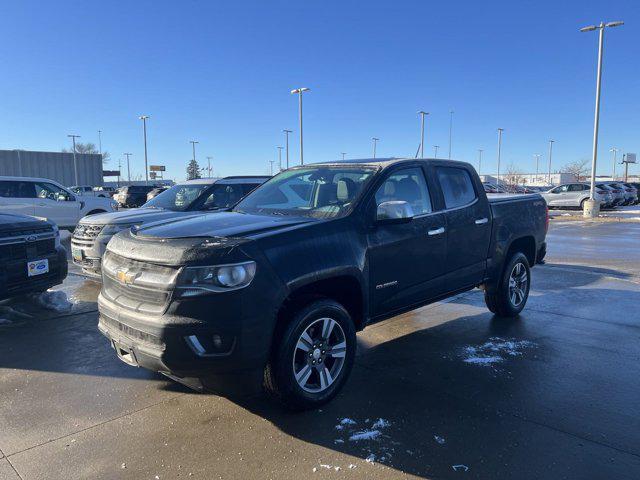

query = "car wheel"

[484,252,531,318]
[264,299,356,410]
[580,198,587,210]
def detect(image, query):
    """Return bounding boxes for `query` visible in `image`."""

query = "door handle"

[475,218,489,225]
[428,227,445,236]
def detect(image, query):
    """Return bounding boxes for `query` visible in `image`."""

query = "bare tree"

[562,159,590,182]
[62,142,111,165]
[504,163,526,190]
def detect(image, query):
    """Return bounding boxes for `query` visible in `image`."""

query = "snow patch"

[434,435,446,445]
[32,290,73,313]
[461,337,536,367]
[339,418,357,425]
[349,430,382,442]
[372,418,390,429]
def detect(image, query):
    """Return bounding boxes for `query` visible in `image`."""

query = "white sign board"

[625,153,636,164]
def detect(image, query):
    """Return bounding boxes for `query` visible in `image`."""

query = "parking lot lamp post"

[277,146,284,172]
[534,154,541,180]
[206,156,213,178]
[496,128,504,186]
[68,134,81,186]
[123,153,132,182]
[610,147,618,179]
[98,130,102,158]
[290,88,310,165]
[269,160,275,176]
[547,140,554,185]
[417,111,428,158]
[477,149,483,176]
[283,129,292,168]
[448,110,454,159]
[190,140,199,164]
[139,115,150,185]
[341,152,346,160]
[581,21,624,216]
[433,145,440,158]
[372,137,379,158]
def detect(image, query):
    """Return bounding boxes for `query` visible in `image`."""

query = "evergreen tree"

[186,159,202,180]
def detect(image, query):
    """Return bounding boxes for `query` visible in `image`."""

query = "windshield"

[234,166,376,218]
[143,184,212,211]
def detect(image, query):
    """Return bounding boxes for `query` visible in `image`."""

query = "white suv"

[0,176,118,229]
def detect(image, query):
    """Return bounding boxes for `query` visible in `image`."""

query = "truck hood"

[133,211,315,240]
[0,213,53,233]
[79,208,199,226]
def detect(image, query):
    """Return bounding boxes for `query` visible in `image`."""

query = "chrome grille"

[73,224,104,239]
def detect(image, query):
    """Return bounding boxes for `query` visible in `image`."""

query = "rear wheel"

[264,299,356,410]
[484,252,531,318]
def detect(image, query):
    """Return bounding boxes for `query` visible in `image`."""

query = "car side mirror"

[376,200,414,225]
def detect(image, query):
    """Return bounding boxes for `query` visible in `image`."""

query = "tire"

[580,198,587,210]
[484,252,531,318]
[264,299,356,410]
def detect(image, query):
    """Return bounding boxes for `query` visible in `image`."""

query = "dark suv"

[115,185,156,208]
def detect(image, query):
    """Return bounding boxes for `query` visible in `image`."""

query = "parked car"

[0,213,67,301]
[614,182,638,205]
[70,185,111,198]
[482,182,506,193]
[97,158,547,409]
[146,186,170,201]
[72,176,269,277]
[114,185,156,208]
[0,176,118,229]
[540,182,610,209]
[600,183,627,207]
[630,183,640,203]
[94,186,116,197]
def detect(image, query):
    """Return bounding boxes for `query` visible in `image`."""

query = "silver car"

[540,183,610,209]
[608,182,638,205]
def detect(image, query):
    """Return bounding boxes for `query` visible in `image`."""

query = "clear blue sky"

[1,0,638,181]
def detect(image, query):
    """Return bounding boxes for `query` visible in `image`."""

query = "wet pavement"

[1,221,639,479]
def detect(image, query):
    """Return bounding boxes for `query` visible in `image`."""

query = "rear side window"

[436,167,477,209]
[0,181,36,198]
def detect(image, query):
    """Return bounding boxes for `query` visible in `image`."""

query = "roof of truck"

[180,176,271,186]
[310,157,460,168]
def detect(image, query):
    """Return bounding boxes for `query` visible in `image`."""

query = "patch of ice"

[365,454,376,463]
[434,435,446,445]
[452,464,469,472]
[339,418,357,425]
[33,290,73,313]
[371,418,390,429]
[461,337,536,367]
[464,355,503,365]
[334,439,344,444]
[349,430,382,442]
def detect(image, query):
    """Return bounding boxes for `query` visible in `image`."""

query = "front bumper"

[71,233,111,278]
[0,247,68,301]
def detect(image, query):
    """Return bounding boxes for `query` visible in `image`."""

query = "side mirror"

[376,200,414,224]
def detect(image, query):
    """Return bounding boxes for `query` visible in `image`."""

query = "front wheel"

[264,299,356,410]
[484,252,531,317]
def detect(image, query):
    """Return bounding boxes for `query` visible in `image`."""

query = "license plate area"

[72,247,84,262]
[112,340,139,367]
[27,259,49,277]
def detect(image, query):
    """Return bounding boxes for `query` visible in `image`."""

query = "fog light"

[212,335,223,349]
[184,334,235,357]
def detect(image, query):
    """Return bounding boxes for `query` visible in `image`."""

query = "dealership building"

[0,149,104,187]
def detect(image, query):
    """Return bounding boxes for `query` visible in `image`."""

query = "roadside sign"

[625,153,636,164]
[150,171,158,179]
[150,165,166,171]
[103,170,121,177]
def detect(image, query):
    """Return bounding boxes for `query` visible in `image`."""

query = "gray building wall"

[0,150,103,187]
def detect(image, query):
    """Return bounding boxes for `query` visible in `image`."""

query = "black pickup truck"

[98,158,548,409]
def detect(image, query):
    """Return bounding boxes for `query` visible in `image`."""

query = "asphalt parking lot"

[1,221,639,480]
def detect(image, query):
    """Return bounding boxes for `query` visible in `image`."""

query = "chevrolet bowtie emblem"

[116,269,138,285]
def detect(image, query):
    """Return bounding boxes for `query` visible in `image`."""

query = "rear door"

[367,166,447,316]
[434,164,492,290]
[0,180,36,216]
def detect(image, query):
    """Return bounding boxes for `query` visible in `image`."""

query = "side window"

[567,184,582,192]
[435,167,477,209]
[375,168,432,215]
[35,182,70,201]
[0,181,36,198]
[203,185,245,209]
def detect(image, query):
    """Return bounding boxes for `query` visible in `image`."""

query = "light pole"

[448,110,454,159]
[139,115,150,185]
[269,160,275,176]
[189,140,199,164]
[417,111,428,158]
[206,156,213,177]
[68,134,81,185]
[581,21,624,216]
[277,146,284,171]
[283,129,292,168]
[610,147,618,180]
[14,149,23,176]
[534,154,541,181]
[496,128,504,186]
[98,130,103,158]
[290,88,310,165]
[123,153,132,182]
[372,137,379,158]
[341,152,346,160]
[547,140,555,185]
[433,145,440,158]
[478,149,483,175]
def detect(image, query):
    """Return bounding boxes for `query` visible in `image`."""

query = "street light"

[581,20,624,217]
[417,111,429,158]
[283,129,292,169]
[277,146,284,171]
[534,154,541,180]
[123,153,132,182]
[98,130,103,158]
[291,88,310,165]
[189,140,199,164]
[448,110,454,159]
[139,115,150,185]
[496,128,504,186]
[610,147,618,180]
[269,160,275,176]
[372,137,379,158]
[68,134,81,185]
[477,149,483,175]
[206,156,213,178]
[433,145,440,158]
[547,140,555,185]
[341,152,346,160]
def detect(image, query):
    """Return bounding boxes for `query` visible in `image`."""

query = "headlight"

[101,223,138,236]
[176,261,257,296]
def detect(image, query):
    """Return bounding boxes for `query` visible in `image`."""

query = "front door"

[33,182,79,228]
[367,166,447,317]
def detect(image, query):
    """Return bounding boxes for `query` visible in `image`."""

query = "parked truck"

[98,158,548,409]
